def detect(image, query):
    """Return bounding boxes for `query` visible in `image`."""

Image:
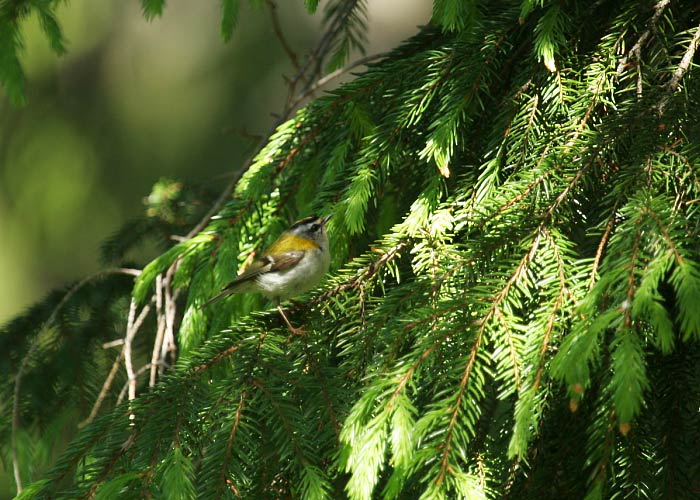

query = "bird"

[204,214,332,334]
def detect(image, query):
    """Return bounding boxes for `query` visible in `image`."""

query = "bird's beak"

[322,214,333,224]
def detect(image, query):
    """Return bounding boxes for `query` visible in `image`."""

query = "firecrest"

[205,214,332,333]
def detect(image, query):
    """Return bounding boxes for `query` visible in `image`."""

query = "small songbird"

[205,214,332,333]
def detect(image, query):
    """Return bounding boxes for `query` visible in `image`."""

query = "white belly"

[254,248,330,300]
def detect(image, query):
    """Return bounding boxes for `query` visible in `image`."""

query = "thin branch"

[124,298,154,404]
[288,51,389,110]
[436,330,482,487]
[266,0,301,71]
[616,0,671,76]
[183,1,367,241]
[150,274,166,387]
[657,19,700,114]
[160,260,181,376]
[590,207,618,290]
[313,241,409,304]
[79,349,125,428]
[102,339,124,349]
[117,362,168,405]
[218,391,247,498]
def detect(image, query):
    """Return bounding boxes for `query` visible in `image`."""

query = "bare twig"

[124,298,154,404]
[80,349,125,428]
[160,260,181,377]
[150,274,166,387]
[288,52,388,110]
[266,0,301,71]
[117,362,167,405]
[102,339,125,349]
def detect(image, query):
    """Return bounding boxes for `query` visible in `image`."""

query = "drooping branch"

[11,268,140,494]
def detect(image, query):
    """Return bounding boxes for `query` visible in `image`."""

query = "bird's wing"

[236,250,306,281]
[203,250,306,307]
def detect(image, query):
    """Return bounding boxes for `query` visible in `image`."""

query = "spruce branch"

[624,229,643,328]
[436,329,482,487]
[288,51,389,111]
[79,349,125,429]
[590,206,619,290]
[657,18,700,114]
[314,241,409,304]
[218,390,248,498]
[616,0,671,76]
[11,267,140,495]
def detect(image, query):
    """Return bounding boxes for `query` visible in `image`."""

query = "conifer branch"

[531,229,568,393]
[314,241,409,303]
[624,229,643,328]
[80,349,125,428]
[590,207,618,290]
[11,267,140,494]
[657,19,700,113]
[288,51,388,110]
[639,206,684,264]
[437,330,482,486]
[616,0,671,76]
[218,390,247,498]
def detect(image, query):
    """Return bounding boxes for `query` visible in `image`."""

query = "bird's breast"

[256,248,330,300]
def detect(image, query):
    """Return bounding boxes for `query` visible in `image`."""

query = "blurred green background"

[0,0,430,327]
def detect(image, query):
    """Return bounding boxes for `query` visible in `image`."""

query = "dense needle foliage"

[2,0,700,498]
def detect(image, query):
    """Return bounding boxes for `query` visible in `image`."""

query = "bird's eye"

[310,223,320,232]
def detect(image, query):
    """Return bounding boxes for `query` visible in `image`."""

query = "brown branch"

[218,391,247,498]
[266,0,301,72]
[79,350,125,428]
[616,0,671,76]
[657,19,700,114]
[436,331,482,486]
[639,206,684,264]
[590,207,618,290]
[313,241,409,304]
[531,228,568,393]
[495,307,521,392]
[192,344,242,374]
[287,52,389,111]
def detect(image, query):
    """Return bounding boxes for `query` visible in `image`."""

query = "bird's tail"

[202,287,234,308]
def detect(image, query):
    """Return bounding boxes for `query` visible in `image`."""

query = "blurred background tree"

[2,1,700,499]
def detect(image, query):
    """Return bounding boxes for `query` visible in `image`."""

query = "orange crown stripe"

[264,234,320,255]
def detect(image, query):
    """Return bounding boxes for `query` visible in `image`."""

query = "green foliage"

[158,447,197,500]
[304,0,320,14]
[4,0,700,499]
[141,0,166,20]
[220,0,240,42]
[0,0,70,105]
